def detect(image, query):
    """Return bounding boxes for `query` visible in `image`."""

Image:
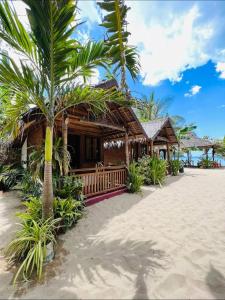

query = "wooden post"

[166,143,171,162]
[125,131,129,167]
[212,146,215,161]
[150,140,154,157]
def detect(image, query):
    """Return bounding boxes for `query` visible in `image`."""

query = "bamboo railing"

[69,166,127,197]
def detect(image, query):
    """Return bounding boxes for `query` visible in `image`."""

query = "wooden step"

[85,187,128,207]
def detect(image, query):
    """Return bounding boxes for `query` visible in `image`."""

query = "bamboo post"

[167,142,171,162]
[125,131,129,167]
[150,140,154,157]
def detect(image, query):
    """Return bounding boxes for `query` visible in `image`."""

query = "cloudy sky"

[77,0,225,139]
[5,0,225,139]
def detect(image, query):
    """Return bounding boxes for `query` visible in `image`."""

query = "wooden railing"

[70,166,127,198]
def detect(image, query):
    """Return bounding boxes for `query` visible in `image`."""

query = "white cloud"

[77,0,100,30]
[184,85,202,97]
[216,62,225,79]
[218,104,225,109]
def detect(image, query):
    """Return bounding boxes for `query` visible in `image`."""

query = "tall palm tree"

[0,0,125,219]
[97,0,140,92]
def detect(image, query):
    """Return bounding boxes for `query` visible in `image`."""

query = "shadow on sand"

[206,264,225,299]
[11,187,169,299]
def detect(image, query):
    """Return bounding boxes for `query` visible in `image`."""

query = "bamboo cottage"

[16,80,178,199]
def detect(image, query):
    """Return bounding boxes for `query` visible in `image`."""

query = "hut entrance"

[68,134,80,169]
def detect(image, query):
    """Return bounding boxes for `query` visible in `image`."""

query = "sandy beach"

[1,168,225,299]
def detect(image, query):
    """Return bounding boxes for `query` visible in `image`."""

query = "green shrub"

[138,156,167,186]
[20,171,42,199]
[0,164,22,191]
[53,197,84,231]
[18,196,84,231]
[138,155,152,185]
[170,160,180,176]
[127,163,144,193]
[199,158,213,169]
[17,196,42,222]
[149,157,167,186]
[5,218,59,284]
[54,175,83,200]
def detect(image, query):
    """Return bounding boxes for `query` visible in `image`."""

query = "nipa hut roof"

[141,117,178,144]
[180,133,215,149]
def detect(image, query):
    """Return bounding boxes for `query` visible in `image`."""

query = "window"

[85,136,100,162]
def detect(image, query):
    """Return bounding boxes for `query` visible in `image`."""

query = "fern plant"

[149,157,167,186]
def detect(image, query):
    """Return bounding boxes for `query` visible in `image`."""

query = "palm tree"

[0,0,125,219]
[97,0,140,92]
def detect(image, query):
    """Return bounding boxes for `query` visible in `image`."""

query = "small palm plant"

[5,218,59,284]
[0,0,125,219]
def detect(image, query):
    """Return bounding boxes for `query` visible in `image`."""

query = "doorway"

[68,134,80,169]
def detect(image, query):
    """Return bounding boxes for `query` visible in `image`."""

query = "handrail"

[70,166,127,197]
[69,165,126,174]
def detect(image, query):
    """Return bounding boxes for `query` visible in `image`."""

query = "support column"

[150,140,154,157]
[212,146,215,161]
[125,131,129,167]
[166,142,171,162]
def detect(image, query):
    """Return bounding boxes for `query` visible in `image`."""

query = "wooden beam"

[125,131,129,167]
[166,142,171,162]
[74,119,126,132]
[150,140,154,157]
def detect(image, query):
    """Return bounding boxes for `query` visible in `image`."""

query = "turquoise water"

[180,150,225,167]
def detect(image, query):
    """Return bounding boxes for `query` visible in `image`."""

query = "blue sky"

[77,0,225,139]
[10,0,225,139]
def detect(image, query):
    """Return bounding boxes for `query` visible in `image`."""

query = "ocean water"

[180,150,225,167]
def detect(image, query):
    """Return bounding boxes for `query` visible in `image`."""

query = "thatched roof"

[180,133,215,149]
[141,117,178,144]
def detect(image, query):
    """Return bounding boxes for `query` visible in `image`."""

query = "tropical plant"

[170,159,180,176]
[5,218,59,284]
[20,170,42,199]
[198,157,213,169]
[54,175,83,200]
[148,157,167,186]
[0,0,125,219]
[53,197,84,231]
[216,136,225,158]
[137,155,152,185]
[98,0,140,92]
[127,162,144,193]
[0,164,22,191]
[17,196,42,223]
[29,137,71,179]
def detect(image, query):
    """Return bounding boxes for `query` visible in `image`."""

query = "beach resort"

[0,0,225,299]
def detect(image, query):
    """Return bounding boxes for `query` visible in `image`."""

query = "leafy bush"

[127,163,144,193]
[54,175,83,200]
[170,160,180,176]
[18,196,84,231]
[20,171,42,199]
[0,164,22,191]
[199,158,214,169]
[138,156,167,186]
[149,157,167,185]
[138,155,152,185]
[5,218,59,284]
[53,197,84,231]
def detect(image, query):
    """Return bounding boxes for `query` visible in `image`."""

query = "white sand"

[1,168,225,299]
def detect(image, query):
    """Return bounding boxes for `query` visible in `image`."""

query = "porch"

[69,165,127,198]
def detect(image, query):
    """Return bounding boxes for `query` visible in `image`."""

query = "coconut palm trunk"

[42,126,54,219]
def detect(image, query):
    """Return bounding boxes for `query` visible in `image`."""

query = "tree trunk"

[62,115,69,176]
[42,125,54,220]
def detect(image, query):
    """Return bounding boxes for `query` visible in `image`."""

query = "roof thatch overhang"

[180,133,217,150]
[141,117,178,145]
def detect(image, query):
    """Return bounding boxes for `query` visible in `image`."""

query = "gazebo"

[180,133,218,166]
